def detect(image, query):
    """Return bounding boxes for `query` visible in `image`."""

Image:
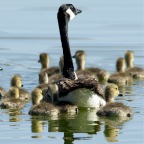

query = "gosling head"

[39,71,48,84]
[73,50,86,70]
[38,53,50,69]
[116,58,126,73]
[105,83,119,103]
[31,88,43,105]
[9,87,20,99]
[125,50,134,69]
[11,74,23,88]
[58,4,82,22]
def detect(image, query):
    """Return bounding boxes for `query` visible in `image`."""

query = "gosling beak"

[0,93,2,99]
[38,60,40,63]
[118,93,123,97]
[21,84,24,87]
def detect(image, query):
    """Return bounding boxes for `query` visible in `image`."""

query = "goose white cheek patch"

[66,8,75,21]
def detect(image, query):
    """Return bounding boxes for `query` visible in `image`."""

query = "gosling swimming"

[0,87,25,109]
[29,88,78,116]
[96,83,133,117]
[73,50,110,82]
[125,50,144,79]
[7,74,31,101]
[38,53,60,77]
[108,58,133,85]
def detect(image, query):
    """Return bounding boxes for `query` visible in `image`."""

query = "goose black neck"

[57,13,77,80]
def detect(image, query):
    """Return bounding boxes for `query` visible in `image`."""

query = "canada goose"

[11,74,30,101]
[29,88,78,115]
[0,87,25,109]
[96,83,133,117]
[73,50,110,82]
[125,50,144,79]
[108,58,133,85]
[46,4,106,109]
[38,53,60,77]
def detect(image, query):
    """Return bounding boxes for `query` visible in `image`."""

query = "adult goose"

[46,4,106,108]
[125,50,144,79]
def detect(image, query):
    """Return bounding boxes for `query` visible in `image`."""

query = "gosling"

[125,50,144,79]
[29,88,78,116]
[0,87,25,109]
[108,58,133,85]
[96,83,133,117]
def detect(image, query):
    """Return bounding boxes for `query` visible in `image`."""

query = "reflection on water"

[29,109,133,143]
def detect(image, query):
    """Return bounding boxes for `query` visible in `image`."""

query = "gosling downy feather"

[29,88,78,116]
[0,87,25,109]
[125,50,144,79]
[38,53,60,77]
[73,50,110,82]
[11,74,31,101]
[108,58,133,85]
[96,83,133,117]
[29,88,59,116]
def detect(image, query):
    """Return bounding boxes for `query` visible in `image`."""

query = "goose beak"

[72,55,76,58]
[118,93,123,96]
[75,9,82,15]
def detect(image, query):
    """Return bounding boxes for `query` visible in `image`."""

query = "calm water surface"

[0,0,143,144]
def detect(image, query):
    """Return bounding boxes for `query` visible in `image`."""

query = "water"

[0,0,144,143]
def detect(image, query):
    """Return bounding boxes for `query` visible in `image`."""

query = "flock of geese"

[0,4,144,119]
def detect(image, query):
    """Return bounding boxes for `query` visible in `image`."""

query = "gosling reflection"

[48,109,101,141]
[102,116,132,142]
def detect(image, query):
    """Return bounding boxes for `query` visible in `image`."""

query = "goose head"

[116,58,126,73]
[58,4,82,22]
[105,83,119,103]
[73,50,86,70]
[31,88,43,105]
[11,74,23,88]
[9,87,20,99]
[38,53,50,69]
[125,50,134,69]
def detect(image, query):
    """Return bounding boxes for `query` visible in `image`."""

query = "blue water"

[0,0,144,144]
